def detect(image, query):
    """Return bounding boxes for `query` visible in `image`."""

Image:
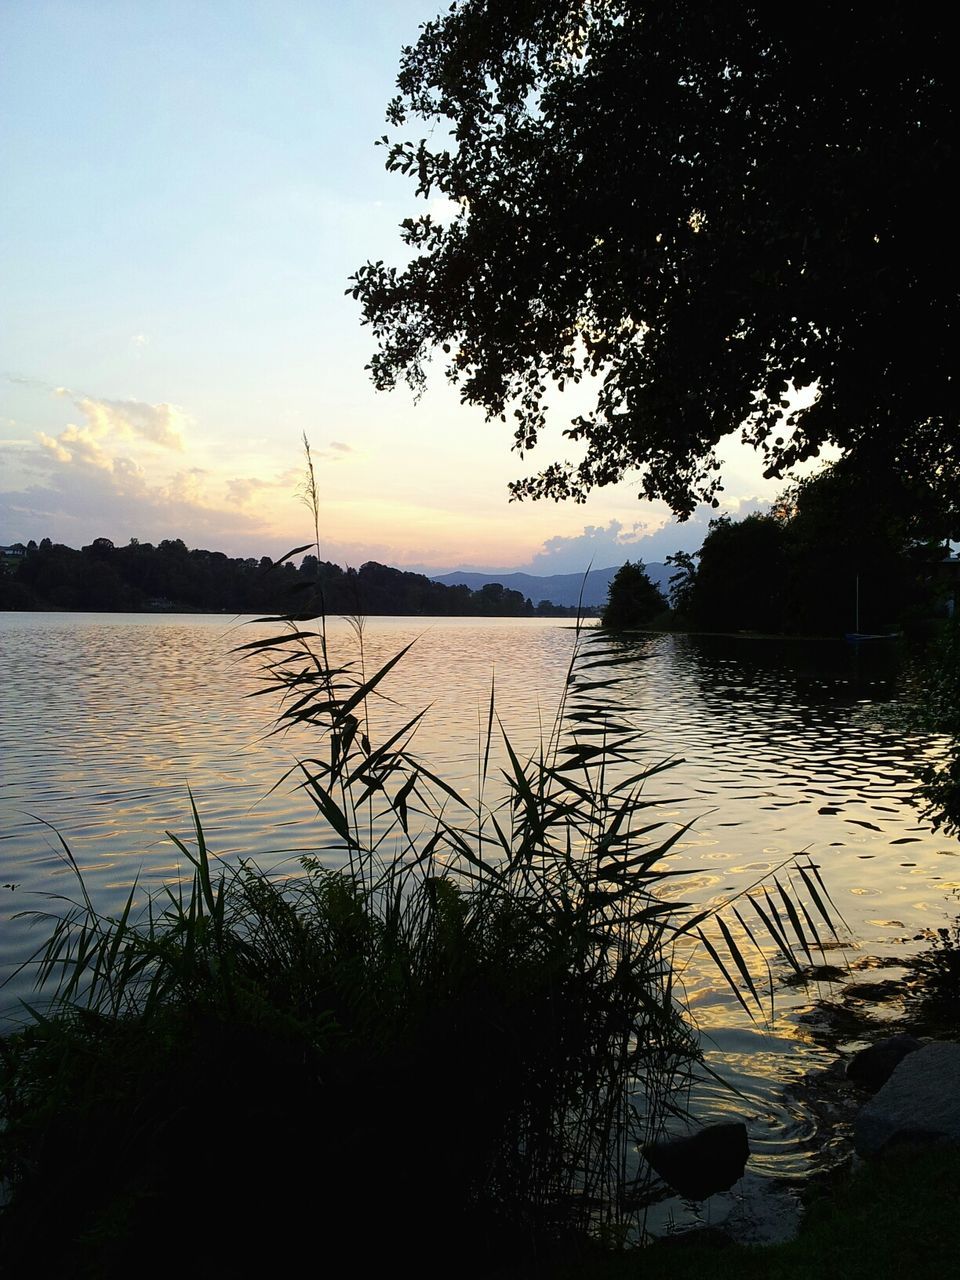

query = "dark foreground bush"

[1,861,693,1276]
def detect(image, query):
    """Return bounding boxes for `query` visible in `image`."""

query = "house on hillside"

[0,544,26,573]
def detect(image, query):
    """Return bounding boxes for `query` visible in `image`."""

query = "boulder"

[854,1041,960,1158]
[644,1122,749,1200]
[846,1034,923,1091]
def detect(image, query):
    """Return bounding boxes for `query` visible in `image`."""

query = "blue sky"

[1,1,798,574]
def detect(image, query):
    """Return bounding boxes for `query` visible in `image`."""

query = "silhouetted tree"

[674,462,946,634]
[352,2,955,527]
[601,561,666,629]
[665,550,698,614]
[914,620,960,835]
[686,514,790,633]
[781,460,944,634]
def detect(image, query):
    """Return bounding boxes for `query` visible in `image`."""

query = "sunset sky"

[1,0,803,575]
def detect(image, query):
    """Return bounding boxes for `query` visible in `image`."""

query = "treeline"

[0,538,583,617]
[603,461,954,635]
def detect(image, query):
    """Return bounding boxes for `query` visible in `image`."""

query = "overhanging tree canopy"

[351,1,956,526]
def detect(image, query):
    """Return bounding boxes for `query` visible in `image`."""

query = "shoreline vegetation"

[1,528,848,1276]
[0,537,586,618]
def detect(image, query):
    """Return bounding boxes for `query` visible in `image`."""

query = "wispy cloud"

[53,388,186,450]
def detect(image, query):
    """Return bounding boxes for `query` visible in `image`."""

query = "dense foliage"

[601,561,667,630]
[352,2,956,525]
[670,463,950,636]
[0,537,580,616]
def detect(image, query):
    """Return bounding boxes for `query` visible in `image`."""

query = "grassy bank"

[546,1146,960,1279]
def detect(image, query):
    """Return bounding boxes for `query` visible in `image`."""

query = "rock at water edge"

[854,1041,960,1158]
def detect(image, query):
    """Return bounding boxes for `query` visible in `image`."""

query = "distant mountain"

[431,563,672,609]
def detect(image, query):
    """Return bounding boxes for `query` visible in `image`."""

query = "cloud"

[54,388,186,450]
[60,425,114,468]
[0,381,272,549]
[165,468,209,505]
[308,441,357,461]
[0,450,266,550]
[0,379,318,556]
[29,387,189,472]
[36,432,72,464]
[224,445,352,510]
[516,500,771,575]
[224,466,300,508]
[226,476,273,506]
[38,425,125,472]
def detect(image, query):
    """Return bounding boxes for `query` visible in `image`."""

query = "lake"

[0,611,954,1238]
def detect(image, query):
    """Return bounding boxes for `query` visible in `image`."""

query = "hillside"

[432,564,672,609]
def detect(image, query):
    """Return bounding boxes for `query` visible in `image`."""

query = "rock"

[854,1041,960,1158]
[644,1122,749,1200]
[846,1034,923,1091]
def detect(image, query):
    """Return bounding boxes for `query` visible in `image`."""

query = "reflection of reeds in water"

[0,508,845,1273]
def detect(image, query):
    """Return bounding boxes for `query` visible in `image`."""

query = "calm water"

[1,612,954,1237]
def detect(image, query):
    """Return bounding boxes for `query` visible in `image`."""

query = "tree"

[779,459,946,634]
[681,512,790,632]
[352,2,956,526]
[601,561,666,629]
[664,550,698,614]
[83,537,115,560]
[671,460,947,634]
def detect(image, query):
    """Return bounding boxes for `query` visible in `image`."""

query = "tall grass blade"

[696,928,756,1021]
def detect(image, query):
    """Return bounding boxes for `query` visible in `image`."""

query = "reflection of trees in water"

[673,634,903,712]
[592,633,922,805]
